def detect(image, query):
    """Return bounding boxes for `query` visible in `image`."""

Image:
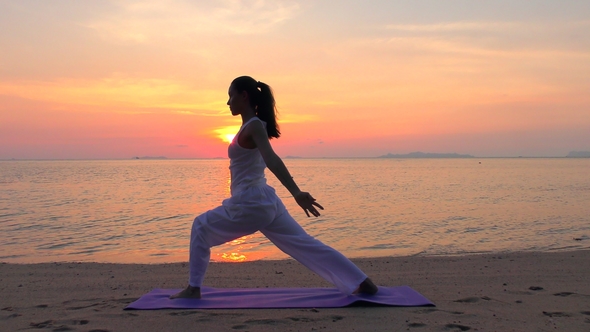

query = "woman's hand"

[294,192,324,217]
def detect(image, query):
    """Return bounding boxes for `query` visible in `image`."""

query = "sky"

[1,0,589,159]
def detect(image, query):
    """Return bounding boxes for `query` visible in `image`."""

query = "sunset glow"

[1,1,589,159]
[213,126,240,144]
[225,134,236,144]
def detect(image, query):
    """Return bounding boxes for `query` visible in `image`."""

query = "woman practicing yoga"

[171,76,378,299]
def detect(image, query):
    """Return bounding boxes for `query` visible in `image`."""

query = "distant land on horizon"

[133,156,167,160]
[11,150,583,161]
[566,151,590,158]
[3,150,590,161]
[379,152,475,158]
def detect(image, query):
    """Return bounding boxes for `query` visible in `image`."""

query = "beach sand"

[1,250,589,331]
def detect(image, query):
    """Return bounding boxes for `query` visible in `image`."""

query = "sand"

[1,250,589,331]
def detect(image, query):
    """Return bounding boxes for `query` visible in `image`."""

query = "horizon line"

[2,156,589,161]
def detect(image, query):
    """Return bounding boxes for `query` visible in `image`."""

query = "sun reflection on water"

[221,236,248,261]
[220,252,247,262]
[213,235,273,263]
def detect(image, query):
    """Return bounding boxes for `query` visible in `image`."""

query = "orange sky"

[1,1,589,158]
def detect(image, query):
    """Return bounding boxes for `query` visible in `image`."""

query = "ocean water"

[1,158,589,264]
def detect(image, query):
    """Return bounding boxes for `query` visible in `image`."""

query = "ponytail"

[255,81,280,139]
[231,76,281,139]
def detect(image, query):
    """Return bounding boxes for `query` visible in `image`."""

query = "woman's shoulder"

[243,117,266,130]
[251,116,266,125]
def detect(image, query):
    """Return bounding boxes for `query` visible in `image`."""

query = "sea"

[1,158,589,264]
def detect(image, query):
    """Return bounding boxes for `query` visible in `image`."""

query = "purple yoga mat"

[125,286,434,309]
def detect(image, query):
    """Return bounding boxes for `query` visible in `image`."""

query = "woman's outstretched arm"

[247,120,324,217]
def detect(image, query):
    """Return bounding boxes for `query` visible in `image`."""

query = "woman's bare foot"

[169,285,201,299]
[354,278,378,295]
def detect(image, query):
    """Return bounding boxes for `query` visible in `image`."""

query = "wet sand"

[1,250,589,331]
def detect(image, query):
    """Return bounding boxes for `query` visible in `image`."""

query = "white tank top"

[228,117,267,195]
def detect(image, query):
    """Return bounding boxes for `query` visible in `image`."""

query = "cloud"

[0,76,227,114]
[277,113,318,124]
[383,19,590,34]
[379,20,590,56]
[384,21,523,33]
[85,0,301,43]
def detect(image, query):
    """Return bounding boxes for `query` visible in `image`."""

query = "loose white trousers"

[189,184,367,294]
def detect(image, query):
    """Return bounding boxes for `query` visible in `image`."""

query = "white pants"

[189,184,367,294]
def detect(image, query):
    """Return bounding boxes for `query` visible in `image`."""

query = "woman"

[171,76,377,299]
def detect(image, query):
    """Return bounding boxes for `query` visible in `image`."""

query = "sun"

[213,126,240,144]
[224,133,236,143]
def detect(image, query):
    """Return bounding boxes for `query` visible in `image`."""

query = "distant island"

[133,156,167,160]
[379,152,474,158]
[566,151,590,158]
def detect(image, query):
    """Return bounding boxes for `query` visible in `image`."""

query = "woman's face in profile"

[227,86,248,116]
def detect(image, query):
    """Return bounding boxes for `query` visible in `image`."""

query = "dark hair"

[231,76,280,139]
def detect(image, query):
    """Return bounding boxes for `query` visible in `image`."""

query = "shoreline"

[3,156,590,161]
[2,250,589,331]
[3,247,589,265]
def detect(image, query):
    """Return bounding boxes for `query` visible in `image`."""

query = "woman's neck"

[240,108,257,124]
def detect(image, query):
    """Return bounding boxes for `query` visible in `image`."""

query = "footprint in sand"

[233,314,343,329]
[506,290,534,296]
[453,297,480,303]
[243,318,283,325]
[230,318,286,330]
[554,291,590,298]
[30,319,90,328]
[168,311,199,316]
[30,320,55,328]
[63,297,135,311]
[231,324,248,330]
[65,303,100,310]
[331,315,344,322]
[444,323,471,331]
[286,317,315,323]
[285,315,343,323]
[542,311,571,317]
